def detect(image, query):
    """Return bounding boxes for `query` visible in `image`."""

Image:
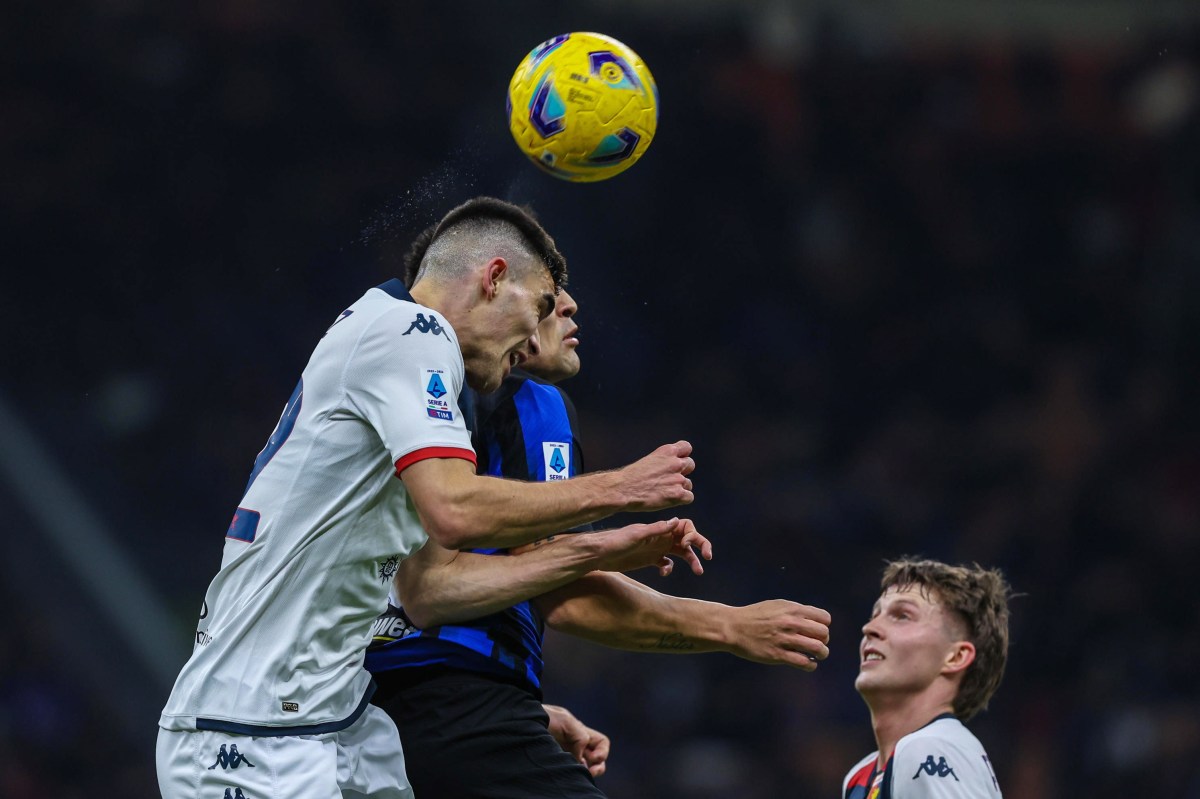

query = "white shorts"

[156,705,414,799]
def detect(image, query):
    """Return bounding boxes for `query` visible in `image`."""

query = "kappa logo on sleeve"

[912,755,959,781]
[542,442,570,480]
[423,369,454,421]
[403,312,451,341]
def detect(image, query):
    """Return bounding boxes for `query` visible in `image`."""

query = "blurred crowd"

[2,2,1198,797]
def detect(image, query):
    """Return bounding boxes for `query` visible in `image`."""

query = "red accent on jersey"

[846,759,877,794]
[394,446,477,476]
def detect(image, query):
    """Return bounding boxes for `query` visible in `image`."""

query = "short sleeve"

[344,306,476,473]
[893,735,999,798]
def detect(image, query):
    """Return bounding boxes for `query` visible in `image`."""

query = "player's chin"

[563,351,581,376]
[471,365,506,394]
[853,672,880,694]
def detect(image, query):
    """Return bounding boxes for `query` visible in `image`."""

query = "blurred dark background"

[3,1,1199,797]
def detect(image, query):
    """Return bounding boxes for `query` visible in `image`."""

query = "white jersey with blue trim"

[843,716,1001,798]
[159,280,476,735]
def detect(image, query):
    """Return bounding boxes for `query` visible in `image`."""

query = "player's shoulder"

[894,716,999,796]
[475,371,531,418]
[481,371,571,411]
[896,716,985,755]
[340,280,459,349]
[505,372,575,415]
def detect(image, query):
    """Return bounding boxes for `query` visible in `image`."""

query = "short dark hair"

[880,558,1013,721]
[403,197,567,291]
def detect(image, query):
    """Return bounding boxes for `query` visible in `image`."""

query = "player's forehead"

[874,583,943,613]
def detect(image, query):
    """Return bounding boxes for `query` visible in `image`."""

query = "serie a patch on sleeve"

[423,369,454,421]
[542,441,570,480]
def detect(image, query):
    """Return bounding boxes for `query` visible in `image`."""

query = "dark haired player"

[844,558,1011,799]
[157,197,703,799]
[366,274,831,797]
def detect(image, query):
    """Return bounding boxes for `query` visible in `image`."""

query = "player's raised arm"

[398,440,695,550]
[535,572,831,671]
[396,517,712,628]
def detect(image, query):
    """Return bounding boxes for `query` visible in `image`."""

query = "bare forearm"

[400,520,700,628]
[400,442,695,550]
[537,573,833,668]
[398,536,603,628]
[441,472,627,549]
[537,572,733,653]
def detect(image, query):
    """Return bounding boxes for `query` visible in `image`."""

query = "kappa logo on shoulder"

[912,755,959,781]
[224,790,249,799]
[403,313,450,341]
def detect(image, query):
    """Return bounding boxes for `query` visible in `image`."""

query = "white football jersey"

[160,280,475,735]
[842,715,1001,798]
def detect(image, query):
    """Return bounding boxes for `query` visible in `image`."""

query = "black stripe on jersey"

[474,373,532,480]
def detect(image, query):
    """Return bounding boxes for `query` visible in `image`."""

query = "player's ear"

[482,257,509,299]
[942,641,976,676]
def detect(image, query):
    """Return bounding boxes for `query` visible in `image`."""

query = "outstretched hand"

[728,600,832,671]
[544,704,610,777]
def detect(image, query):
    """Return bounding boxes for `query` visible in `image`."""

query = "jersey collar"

[377,278,413,302]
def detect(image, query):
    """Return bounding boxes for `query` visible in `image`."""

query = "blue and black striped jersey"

[364,370,585,696]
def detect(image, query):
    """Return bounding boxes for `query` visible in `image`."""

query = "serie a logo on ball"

[507,32,658,182]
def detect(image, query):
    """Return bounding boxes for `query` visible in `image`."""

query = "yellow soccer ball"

[506,32,658,182]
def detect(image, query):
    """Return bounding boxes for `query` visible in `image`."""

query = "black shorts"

[372,669,606,799]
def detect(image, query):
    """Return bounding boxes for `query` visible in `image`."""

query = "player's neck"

[411,281,471,332]
[867,692,956,760]
[410,281,446,314]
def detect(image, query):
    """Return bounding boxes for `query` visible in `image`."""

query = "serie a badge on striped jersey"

[542,442,570,480]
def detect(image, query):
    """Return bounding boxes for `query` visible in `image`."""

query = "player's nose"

[558,289,578,318]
